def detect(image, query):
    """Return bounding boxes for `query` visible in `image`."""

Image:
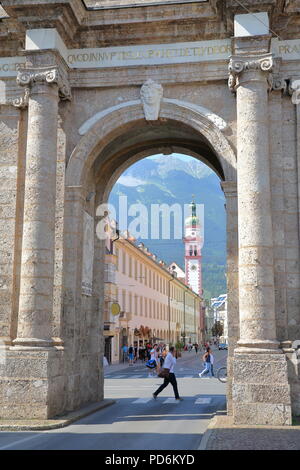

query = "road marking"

[111,375,127,378]
[195,398,212,404]
[130,375,143,378]
[0,433,49,450]
[162,398,180,404]
[181,376,194,379]
[132,398,153,404]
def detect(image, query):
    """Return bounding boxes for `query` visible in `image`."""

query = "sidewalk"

[104,349,200,375]
[199,414,300,450]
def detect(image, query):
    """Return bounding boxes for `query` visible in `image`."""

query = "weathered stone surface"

[0,1,300,424]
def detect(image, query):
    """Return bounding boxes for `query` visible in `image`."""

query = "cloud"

[117,175,146,187]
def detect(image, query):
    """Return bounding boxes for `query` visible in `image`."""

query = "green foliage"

[211,321,224,337]
[175,341,184,351]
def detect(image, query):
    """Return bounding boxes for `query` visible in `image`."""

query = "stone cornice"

[228,53,273,92]
[220,181,237,197]
[16,66,71,100]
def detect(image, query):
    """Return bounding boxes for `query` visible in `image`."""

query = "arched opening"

[64,101,237,414]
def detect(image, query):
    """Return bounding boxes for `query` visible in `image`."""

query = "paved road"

[0,348,227,450]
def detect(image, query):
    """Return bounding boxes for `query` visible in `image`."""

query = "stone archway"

[62,99,238,416]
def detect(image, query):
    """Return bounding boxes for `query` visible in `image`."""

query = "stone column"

[13,67,71,348]
[229,37,292,425]
[220,181,239,416]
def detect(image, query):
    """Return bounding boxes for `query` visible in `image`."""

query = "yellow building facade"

[104,236,203,363]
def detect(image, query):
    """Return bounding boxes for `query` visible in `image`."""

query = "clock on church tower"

[183,199,203,295]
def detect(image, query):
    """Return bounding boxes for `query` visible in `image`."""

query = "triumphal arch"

[0,0,300,426]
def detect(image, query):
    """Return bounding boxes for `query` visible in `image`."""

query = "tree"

[211,321,223,337]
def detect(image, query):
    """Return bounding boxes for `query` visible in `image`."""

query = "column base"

[232,350,292,426]
[236,338,281,353]
[12,337,55,349]
[0,347,65,419]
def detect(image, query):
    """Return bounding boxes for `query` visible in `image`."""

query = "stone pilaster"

[221,181,238,416]
[286,78,300,416]
[229,37,292,425]
[12,66,70,349]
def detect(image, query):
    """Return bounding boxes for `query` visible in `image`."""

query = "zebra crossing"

[105,374,210,379]
[131,397,212,404]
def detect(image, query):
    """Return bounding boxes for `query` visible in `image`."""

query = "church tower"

[184,199,203,295]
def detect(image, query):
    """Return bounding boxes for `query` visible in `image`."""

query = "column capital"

[288,77,300,105]
[271,75,288,93]
[228,53,273,92]
[16,66,71,101]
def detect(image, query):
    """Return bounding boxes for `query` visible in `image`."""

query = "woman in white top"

[148,343,158,377]
[152,347,183,401]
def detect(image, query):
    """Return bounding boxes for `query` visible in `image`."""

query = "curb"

[0,399,116,431]
[197,413,220,450]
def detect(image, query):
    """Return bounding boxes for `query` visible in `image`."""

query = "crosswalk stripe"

[162,398,180,404]
[112,375,126,378]
[195,398,212,404]
[132,398,152,404]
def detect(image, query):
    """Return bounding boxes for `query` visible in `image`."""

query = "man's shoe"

[153,393,157,400]
[176,397,183,401]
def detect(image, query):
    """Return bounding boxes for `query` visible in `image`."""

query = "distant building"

[210,294,228,343]
[104,226,203,363]
[183,199,203,296]
[168,262,185,282]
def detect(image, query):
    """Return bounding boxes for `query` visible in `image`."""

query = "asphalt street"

[0,348,227,450]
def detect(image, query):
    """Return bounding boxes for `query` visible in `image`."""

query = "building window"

[122,289,126,311]
[129,292,132,312]
[140,262,143,282]
[145,298,148,317]
[134,260,138,280]
[149,270,152,288]
[140,296,143,316]
[116,248,119,271]
[129,256,132,277]
[145,267,147,286]
[135,294,138,315]
[122,251,126,274]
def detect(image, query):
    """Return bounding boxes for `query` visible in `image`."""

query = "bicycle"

[217,366,227,383]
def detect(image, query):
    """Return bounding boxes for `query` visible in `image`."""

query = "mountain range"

[109,154,226,300]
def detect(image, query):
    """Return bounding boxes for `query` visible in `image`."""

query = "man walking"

[152,346,183,401]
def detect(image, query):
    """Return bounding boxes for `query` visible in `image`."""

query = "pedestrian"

[146,343,157,377]
[160,347,167,367]
[133,344,138,363]
[146,343,151,360]
[194,343,198,354]
[156,346,161,373]
[199,347,213,378]
[128,344,134,366]
[152,346,183,401]
[122,344,128,363]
